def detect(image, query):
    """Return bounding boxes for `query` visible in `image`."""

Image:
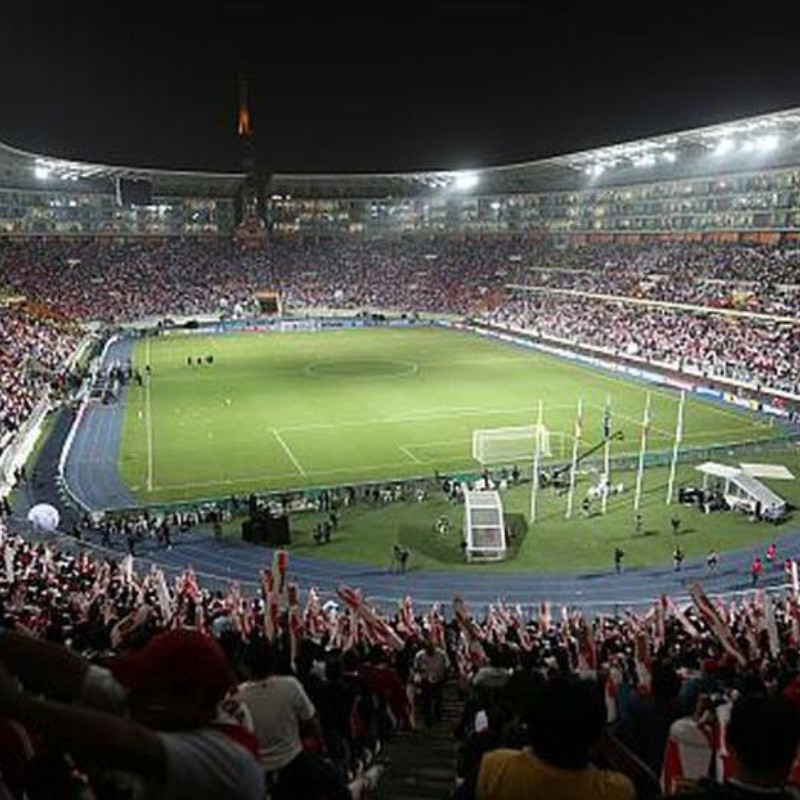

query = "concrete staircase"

[374,681,462,800]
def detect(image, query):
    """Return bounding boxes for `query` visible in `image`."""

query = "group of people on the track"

[186,353,214,366]
[614,531,792,589]
[312,512,338,545]
[72,504,230,553]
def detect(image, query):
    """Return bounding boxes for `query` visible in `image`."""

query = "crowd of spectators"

[0,237,505,322]
[484,294,800,395]
[518,242,800,317]
[0,306,81,447]
[3,237,800,324]
[3,521,800,798]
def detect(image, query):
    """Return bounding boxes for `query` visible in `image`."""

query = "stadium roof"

[0,140,245,197]
[271,106,800,198]
[5,106,800,200]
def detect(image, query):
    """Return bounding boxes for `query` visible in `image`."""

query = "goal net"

[463,489,507,562]
[472,424,551,465]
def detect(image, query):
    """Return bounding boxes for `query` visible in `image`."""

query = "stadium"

[3,103,800,798]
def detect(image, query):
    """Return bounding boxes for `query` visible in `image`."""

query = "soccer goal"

[472,424,552,465]
[463,489,507,562]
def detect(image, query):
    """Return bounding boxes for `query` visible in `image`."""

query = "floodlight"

[633,154,656,168]
[34,166,50,180]
[662,151,677,163]
[453,171,479,191]
[755,134,779,151]
[713,139,734,156]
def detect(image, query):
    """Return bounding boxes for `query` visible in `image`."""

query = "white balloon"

[27,503,60,533]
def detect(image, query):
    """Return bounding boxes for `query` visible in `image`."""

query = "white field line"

[145,337,154,491]
[681,426,776,442]
[271,428,307,477]
[153,472,301,491]
[152,456,481,492]
[403,437,473,448]
[399,445,423,464]
[584,401,673,438]
[585,401,770,443]
[389,406,497,420]
[276,404,575,434]
[527,349,768,428]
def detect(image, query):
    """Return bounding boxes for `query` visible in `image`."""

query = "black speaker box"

[241,515,291,545]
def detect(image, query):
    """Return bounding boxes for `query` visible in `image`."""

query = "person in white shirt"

[414,639,449,727]
[237,636,352,799]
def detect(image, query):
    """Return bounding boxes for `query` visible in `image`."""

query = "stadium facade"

[3,107,800,238]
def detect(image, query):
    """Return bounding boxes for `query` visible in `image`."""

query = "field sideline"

[118,325,777,505]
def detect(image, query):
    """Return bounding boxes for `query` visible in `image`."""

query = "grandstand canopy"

[270,107,800,199]
[0,140,246,197]
[6,105,800,202]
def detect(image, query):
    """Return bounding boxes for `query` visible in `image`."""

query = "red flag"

[303,587,328,641]
[424,603,445,649]
[654,595,668,650]
[453,596,486,665]
[688,583,746,667]
[511,604,533,652]
[635,630,652,690]
[667,598,700,638]
[576,620,597,672]
[336,585,404,650]
[287,583,303,669]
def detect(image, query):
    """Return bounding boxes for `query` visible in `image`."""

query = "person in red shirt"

[751,557,763,587]
[766,542,777,565]
[357,647,412,730]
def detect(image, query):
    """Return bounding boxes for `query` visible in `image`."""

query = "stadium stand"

[4,106,800,797]
[3,523,800,798]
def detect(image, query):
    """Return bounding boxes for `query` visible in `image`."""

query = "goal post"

[463,489,507,562]
[472,424,552,465]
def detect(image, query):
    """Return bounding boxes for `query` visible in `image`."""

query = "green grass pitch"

[117,325,800,571]
[120,325,777,505]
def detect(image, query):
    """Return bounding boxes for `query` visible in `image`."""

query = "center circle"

[304,359,418,379]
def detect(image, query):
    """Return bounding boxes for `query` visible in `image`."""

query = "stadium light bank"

[451,171,480,191]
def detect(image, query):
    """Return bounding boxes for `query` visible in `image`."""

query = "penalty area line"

[271,429,307,477]
[399,445,423,464]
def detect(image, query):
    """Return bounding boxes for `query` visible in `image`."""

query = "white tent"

[695,461,787,519]
[739,463,796,481]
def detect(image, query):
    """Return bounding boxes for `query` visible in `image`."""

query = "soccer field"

[119,326,776,504]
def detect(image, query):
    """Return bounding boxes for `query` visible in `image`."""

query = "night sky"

[3,1,800,175]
